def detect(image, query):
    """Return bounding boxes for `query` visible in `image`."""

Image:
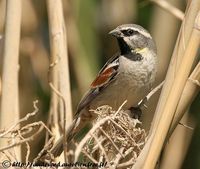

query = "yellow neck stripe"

[132,47,148,54]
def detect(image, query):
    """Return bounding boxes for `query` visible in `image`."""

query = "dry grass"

[38,104,147,169]
[0,100,54,163]
[0,103,147,169]
[77,106,146,169]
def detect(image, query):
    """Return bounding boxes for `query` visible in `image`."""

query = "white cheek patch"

[124,36,138,47]
[123,37,133,43]
[123,37,134,48]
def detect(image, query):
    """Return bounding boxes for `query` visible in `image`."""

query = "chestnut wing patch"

[91,66,118,88]
[75,54,119,115]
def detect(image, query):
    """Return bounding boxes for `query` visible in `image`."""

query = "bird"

[50,24,157,157]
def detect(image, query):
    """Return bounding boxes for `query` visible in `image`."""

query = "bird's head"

[109,24,157,55]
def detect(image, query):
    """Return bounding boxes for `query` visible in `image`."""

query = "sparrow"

[50,24,157,157]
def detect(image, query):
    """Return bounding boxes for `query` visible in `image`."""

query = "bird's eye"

[127,29,134,35]
[121,29,137,36]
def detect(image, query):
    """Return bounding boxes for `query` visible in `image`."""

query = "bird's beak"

[109,29,122,38]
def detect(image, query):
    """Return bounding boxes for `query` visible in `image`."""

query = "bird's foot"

[129,106,142,119]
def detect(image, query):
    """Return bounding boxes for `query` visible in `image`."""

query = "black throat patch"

[117,38,131,55]
[117,38,143,61]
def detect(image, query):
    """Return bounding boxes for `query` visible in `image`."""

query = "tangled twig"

[72,104,147,169]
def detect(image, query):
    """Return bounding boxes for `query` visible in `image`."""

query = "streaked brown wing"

[75,53,120,115]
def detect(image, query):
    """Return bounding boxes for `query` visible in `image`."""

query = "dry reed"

[46,0,73,162]
[0,0,22,160]
[139,6,200,169]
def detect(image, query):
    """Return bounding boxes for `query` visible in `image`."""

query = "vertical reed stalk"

[142,11,200,169]
[0,0,21,160]
[46,0,73,161]
[168,62,200,137]
[133,1,200,168]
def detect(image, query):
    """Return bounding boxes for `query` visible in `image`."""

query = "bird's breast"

[90,52,157,111]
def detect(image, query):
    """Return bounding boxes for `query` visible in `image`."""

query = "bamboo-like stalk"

[168,61,200,137]
[46,0,73,161]
[0,0,21,160]
[159,61,200,169]
[0,76,1,95]
[133,2,200,168]
[46,1,59,133]
[151,0,200,133]
[141,11,200,169]
[132,0,200,169]
[144,0,183,130]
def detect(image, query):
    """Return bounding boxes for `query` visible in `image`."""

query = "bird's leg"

[129,97,148,119]
[129,106,142,119]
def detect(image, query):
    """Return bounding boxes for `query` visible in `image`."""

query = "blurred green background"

[0,0,200,168]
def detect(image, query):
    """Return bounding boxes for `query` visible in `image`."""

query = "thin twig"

[188,77,200,87]
[112,100,127,118]
[109,119,136,144]
[150,0,184,20]
[49,82,67,161]
[117,159,135,169]
[113,147,125,169]
[18,131,30,163]
[0,125,43,152]
[92,133,114,169]
[123,147,135,157]
[33,137,55,163]
[74,103,126,161]
[0,100,39,138]
[178,122,194,130]
[81,149,98,163]
[0,121,53,152]
[74,116,111,162]
[91,137,106,154]
[99,127,124,158]
[137,81,164,107]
